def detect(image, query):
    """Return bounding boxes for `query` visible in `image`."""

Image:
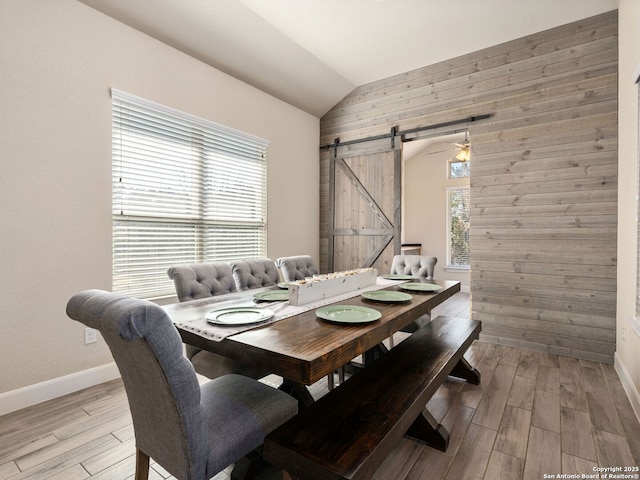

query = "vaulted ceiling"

[79,0,618,117]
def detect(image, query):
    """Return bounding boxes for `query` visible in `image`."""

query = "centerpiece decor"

[288,268,377,306]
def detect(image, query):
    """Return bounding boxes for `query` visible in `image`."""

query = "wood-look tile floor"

[1,292,638,479]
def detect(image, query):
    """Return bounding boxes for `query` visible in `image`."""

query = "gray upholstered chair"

[168,262,268,380]
[390,254,437,280]
[275,255,319,281]
[230,258,279,291]
[66,290,297,480]
[167,262,236,302]
[390,254,438,333]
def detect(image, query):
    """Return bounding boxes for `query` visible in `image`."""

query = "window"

[633,71,640,337]
[112,89,268,299]
[636,76,640,321]
[447,187,470,268]
[637,78,639,319]
[449,160,470,179]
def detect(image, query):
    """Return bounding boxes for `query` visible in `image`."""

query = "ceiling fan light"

[455,147,470,161]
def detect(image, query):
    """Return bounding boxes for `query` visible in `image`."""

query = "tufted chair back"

[390,254,437,279]
[67,289,212,478]
[229,258,279,290]
[275,255,319,282]
[167,262,236,302]
[167,262,268,380]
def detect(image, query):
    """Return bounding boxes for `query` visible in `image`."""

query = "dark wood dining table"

[164,278,461,404]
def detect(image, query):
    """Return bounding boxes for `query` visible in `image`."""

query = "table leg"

[405,409,450,452]
[278,380,315,409]
[362,343,388,365]
[342,342,388,378]
[449,357,481,385]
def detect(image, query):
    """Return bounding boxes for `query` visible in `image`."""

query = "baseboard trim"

[0,363,120,417]
[614,351,640,424]
[479,334,614,364]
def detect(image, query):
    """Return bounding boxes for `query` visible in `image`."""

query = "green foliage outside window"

[449,188,470,266]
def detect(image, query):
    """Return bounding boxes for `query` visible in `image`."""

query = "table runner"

[173,277,403,342]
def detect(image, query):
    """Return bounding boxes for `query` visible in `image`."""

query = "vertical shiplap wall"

[320,11,618,363]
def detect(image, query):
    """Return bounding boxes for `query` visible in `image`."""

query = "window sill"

[445,265,470,272]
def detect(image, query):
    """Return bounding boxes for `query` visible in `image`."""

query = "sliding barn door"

[328,138,402,273]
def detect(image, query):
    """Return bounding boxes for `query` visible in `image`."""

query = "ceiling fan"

[419,133,470,160]
[454,132,470,161]
[403,132,470,160]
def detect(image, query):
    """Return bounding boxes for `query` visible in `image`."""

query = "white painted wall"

[616,0,640,418]
[0,0,319,396]
[402,138,471,291]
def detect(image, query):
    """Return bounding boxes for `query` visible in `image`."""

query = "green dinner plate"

[361,290,413,303]
[315,305,381,324]
[253,290,289,302]
[398,282,442,292]
[381,274,415,280]
[205,307,274,326]
[277,282,295,289]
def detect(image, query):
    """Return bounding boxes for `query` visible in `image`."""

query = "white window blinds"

[111,89,268,299]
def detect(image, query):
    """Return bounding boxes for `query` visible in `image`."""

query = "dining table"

[163,276,461,406]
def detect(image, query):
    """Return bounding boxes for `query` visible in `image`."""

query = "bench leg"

[406,409,450,451]
[449,357,481,385]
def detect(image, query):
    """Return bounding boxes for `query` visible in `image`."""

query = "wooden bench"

[264,315,481,480]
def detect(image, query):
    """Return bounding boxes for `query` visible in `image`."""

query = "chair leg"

[135,448,150,480]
